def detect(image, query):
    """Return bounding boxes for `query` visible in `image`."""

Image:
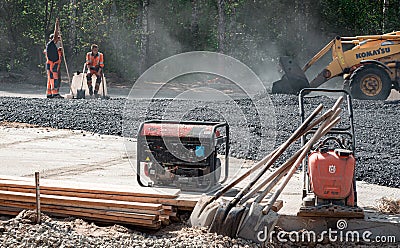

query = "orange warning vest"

[86,52,104,69]
[45,46,62,96]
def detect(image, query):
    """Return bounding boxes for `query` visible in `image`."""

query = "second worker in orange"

[86,44,104,98]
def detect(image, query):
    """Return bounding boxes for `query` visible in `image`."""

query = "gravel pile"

[2,210,391,248]
[0,95,399,188]
[0,210,261,248]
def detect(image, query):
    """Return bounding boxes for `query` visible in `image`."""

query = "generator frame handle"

[298,88,358,206]
[299,88,355,151]
[136,120,230,189]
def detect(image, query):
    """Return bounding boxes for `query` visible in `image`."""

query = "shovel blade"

[208,203,229,233]
[190,195,221,227]
[209,204,247,237]
[76,89,85,99]
[218,205,248,237]
[237,202,279,244]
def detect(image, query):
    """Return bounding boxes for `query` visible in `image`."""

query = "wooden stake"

[35,172,41,224]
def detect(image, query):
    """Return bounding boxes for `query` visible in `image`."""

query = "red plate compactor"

[137,120,229,192]
[298,89,364,218]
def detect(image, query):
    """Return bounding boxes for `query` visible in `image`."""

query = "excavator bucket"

[272,56,310,94]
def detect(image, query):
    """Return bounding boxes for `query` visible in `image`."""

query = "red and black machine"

[298,88,364,218]
[137,120,229,192]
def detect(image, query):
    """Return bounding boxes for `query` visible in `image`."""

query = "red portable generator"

[136,120,229,192]
[298,88,364,218]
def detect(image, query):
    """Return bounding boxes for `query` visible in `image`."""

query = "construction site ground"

[1,124,399,222]
[0,82,399,247]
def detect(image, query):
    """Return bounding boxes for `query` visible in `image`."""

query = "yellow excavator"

[272,31,400,100]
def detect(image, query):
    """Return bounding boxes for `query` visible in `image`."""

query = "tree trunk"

[44,0,55,40]
[383,0,389,32]
[1,2,17,71]
[44,0,49,42]
[7,28,16,72]
[217,0,226,53]
[191,0,200,50]
[139,0,150,74]
[69,0,77,65]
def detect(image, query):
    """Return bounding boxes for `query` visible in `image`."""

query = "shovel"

[190,104,324,228]
[206,109,337,237]
[236,133,323,242]
[101,73,106,99]
[237,108,337,205]
[210,106,341,237]
[237,104,342,243]
[76,63,86,99]
[236,164,293,242]
[207,105,326,236]
[212,156,297,237]
[59,28,74,98]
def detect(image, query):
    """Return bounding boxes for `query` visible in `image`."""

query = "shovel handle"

[262,114,341,214]
[212,104,324,200]
[80,63,86,90]
[228,104,325,206]
[254,164,291,203]
[58,34,75,97]
[238,108,335,204]
[240,150,297,204]
[252,107,339,205]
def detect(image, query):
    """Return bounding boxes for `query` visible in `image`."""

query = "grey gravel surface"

[0,210,262,248]
[0,95,399,188]
[1,210,393,248]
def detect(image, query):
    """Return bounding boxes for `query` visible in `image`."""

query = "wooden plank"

[0,185,178,206]
[0,201,160,220]
[43,207,159,226]
[0,205,20,216]
[162,205,173,210]
[0,184,197,209]
[271,200,284,212]
[77,216,161,230]
[0,176,199,210]
[159,215,171,225]
[0,177,180,199]
[0,190,162,211]
[0,205,161,229]
[0,199,164,216]
[177,206,195,211]
[0,202,160,227]
[0,200,159,221]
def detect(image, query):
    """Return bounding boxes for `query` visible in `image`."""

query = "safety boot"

[88,86,93,96]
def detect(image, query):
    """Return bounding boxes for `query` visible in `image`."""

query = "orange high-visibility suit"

[86,48,104,96]
[45,41,63,98]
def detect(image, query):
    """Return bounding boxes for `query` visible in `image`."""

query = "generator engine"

[137,120,229,191]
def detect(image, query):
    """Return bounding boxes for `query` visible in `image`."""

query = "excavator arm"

[272,37,345,93]
[272,32,400,95]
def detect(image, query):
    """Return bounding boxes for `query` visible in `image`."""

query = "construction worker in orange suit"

[45,18,63,98]
[86,44,104,98]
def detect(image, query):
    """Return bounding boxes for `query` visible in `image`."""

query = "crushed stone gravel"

[0,95,399,188]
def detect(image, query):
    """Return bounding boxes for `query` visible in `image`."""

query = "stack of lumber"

[0,175,190,229]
